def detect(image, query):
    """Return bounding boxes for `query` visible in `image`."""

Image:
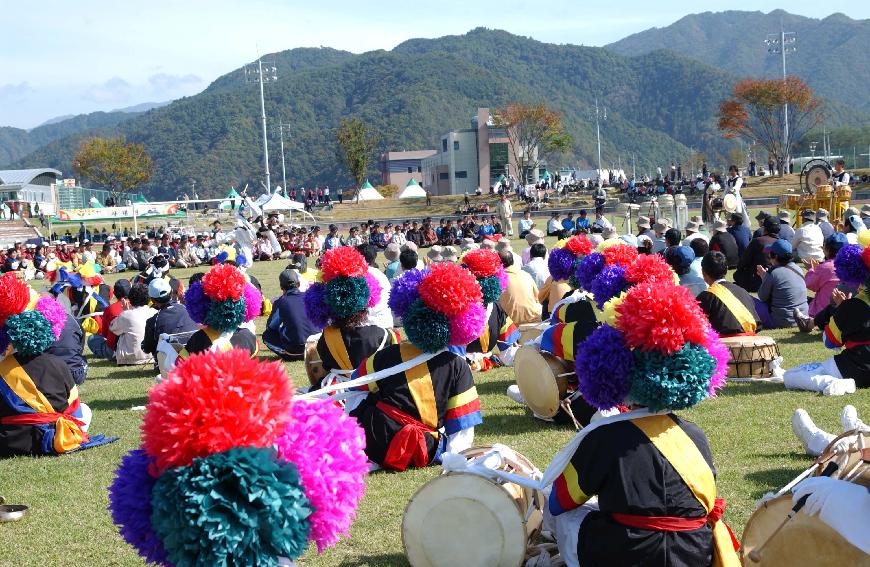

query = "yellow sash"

[632,415,740,567]
[324,326,354,370]
[0,355,86,454]
[479,320,491,353]
[707,282,756,334]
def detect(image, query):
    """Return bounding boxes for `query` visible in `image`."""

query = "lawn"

[1,236,867,567]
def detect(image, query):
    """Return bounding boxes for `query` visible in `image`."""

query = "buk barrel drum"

[741,429,870,566]
[723,193,738,213]
[403,445,545,567]
[836,186,852,201]
[720,335,779,380]
[815,184,833,200]
[782,194,802,210]
[303,337,327,388]
[711,197,725,212]
[517,323,545,345]
[740,494,870,566]
[513,345,574,418]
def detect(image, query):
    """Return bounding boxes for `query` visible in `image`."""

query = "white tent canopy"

[259,192,304,211]
[356,180,384,201]
[398,178,426,199]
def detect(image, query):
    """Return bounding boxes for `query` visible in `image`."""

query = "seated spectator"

[755,239,808,328]
[397,247,419,279]
[522,242,550,289]
[174,237,200,268]
[88,279,131,361]
[383,243,401,281]
[358,244,394,328]
[709,220,739,268]
[46,311,88,385]
[735,216,779,293]
[547,212,562,237]
[816,209,835,239]
[778,210,795,242]
[97,242,119,273]
[681,220,708,247]
[109,283,157,365]
[688,238,709,280]
[727,212,752,257]
[574,209,590,233]
[696,252,761,336]
[661,227,682,255]
[521,229,545,265]
[792,209,824,262]
[665,246,707,297]
[498,249,541,325]
[844,214,865,244]
[795,233,852,332]
[263,269,318,361]
[141,278,198,371]
[518,210,535,239]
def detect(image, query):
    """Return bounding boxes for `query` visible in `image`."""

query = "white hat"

[685,221,700,233]
[148,278,172,301]
[712,220,727,233]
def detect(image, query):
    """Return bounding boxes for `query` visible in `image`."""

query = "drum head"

[304,341,327,387]
[817,430,870,488]
[403,473,527,567]
[514,347,563,418]
[805,164,831,193]
[723,193,738,212]
[517,324,544,345]
[741,494,870,566]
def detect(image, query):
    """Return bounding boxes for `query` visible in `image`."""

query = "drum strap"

[707,283,756,335]
[324,327,354,370]
[631,416,740,567]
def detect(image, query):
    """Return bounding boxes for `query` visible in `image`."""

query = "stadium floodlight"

[245,58,278,193]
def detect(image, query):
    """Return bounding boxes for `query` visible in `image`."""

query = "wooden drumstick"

[841,434,867,481]
[747,461,839,563]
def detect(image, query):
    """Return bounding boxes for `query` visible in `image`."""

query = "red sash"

[612,498,739,549]
[0,397,87,429]
[376,400,436,471]
[845,340,870,349]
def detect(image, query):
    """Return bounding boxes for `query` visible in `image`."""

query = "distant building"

[380,150,437,188]
[0,168,61,216]
[421,107,539,196]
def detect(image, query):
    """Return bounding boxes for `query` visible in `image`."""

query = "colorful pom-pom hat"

[547,235,595,287]
[388,263,486,352]
[184,263,262,332]
[833,237,870,289]
[574,280,728,414]
[303,247,382,328]
[108,348,369,565]
[461,248,508,305]
[0,272,67,358]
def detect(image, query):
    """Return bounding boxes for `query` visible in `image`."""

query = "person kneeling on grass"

[783,241,870,395]
[0,273,115,457]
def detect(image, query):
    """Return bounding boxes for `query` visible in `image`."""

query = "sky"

[2,1,868,129]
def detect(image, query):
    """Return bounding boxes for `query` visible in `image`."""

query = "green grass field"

[1,235,867,567]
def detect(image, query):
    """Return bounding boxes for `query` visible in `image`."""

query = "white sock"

[792,408,836,457]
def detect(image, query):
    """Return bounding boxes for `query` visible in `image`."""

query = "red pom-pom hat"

[417,263,483,317]
[202,263,246,302]
[320,247,369,282]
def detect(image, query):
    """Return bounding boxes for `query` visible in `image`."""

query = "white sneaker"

[840,404,869,432]
[823,378,856,396]
[506,384,526,405]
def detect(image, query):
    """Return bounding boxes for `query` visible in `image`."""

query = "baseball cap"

[825,233,848,252]
[847,215,864,232]
[765,239,793,258]
[278,269,300,289]
[148,278,172,301]
[666,246,695,269]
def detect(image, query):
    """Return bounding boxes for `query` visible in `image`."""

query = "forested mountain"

[0,110,143,167]
[10,28,867,199]
[607,10,870,113]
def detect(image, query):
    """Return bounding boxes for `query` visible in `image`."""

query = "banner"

[55,203,182,222]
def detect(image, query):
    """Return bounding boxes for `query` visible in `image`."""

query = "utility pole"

[765,26,796,174]
[275,122,291,193]
[594,98,606,180]
[245,57,277,193]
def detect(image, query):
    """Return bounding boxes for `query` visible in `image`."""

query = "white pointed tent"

[259,192,303,211]
[220,188,241,210]
[356,180,384,201]
[398,178,426,199]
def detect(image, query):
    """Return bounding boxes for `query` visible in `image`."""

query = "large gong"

[800,159,832,194]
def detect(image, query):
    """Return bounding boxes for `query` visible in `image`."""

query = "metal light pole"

[275,122,291,193]
[765,27,796,173]
[245,58,278,193]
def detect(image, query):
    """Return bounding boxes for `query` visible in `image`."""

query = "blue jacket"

[142,301,198,357]
[727,225,752,257]
[264,289,318,354]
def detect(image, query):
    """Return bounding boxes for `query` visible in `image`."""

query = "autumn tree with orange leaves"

[718,76,823,176]
[494,103,571,184]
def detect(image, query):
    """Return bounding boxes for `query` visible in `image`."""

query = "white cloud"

[148,73,204,92]
[0,82,35,101]
[82,77,133,104]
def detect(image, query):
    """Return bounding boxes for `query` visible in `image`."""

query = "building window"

[407,167,413,173]
[442,139,448,152]
[439,172,449,180]
[417,166,422,173]
[455,171,468,179]
[454,140,460,151]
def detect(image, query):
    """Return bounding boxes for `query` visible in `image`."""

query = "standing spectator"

[109,283,157,365]
[755,240,808,328]
[792,209,825,262]
[498,249,540,325]
[497,193,514,237]
[263,270,318,361]
[709,220,739,268]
